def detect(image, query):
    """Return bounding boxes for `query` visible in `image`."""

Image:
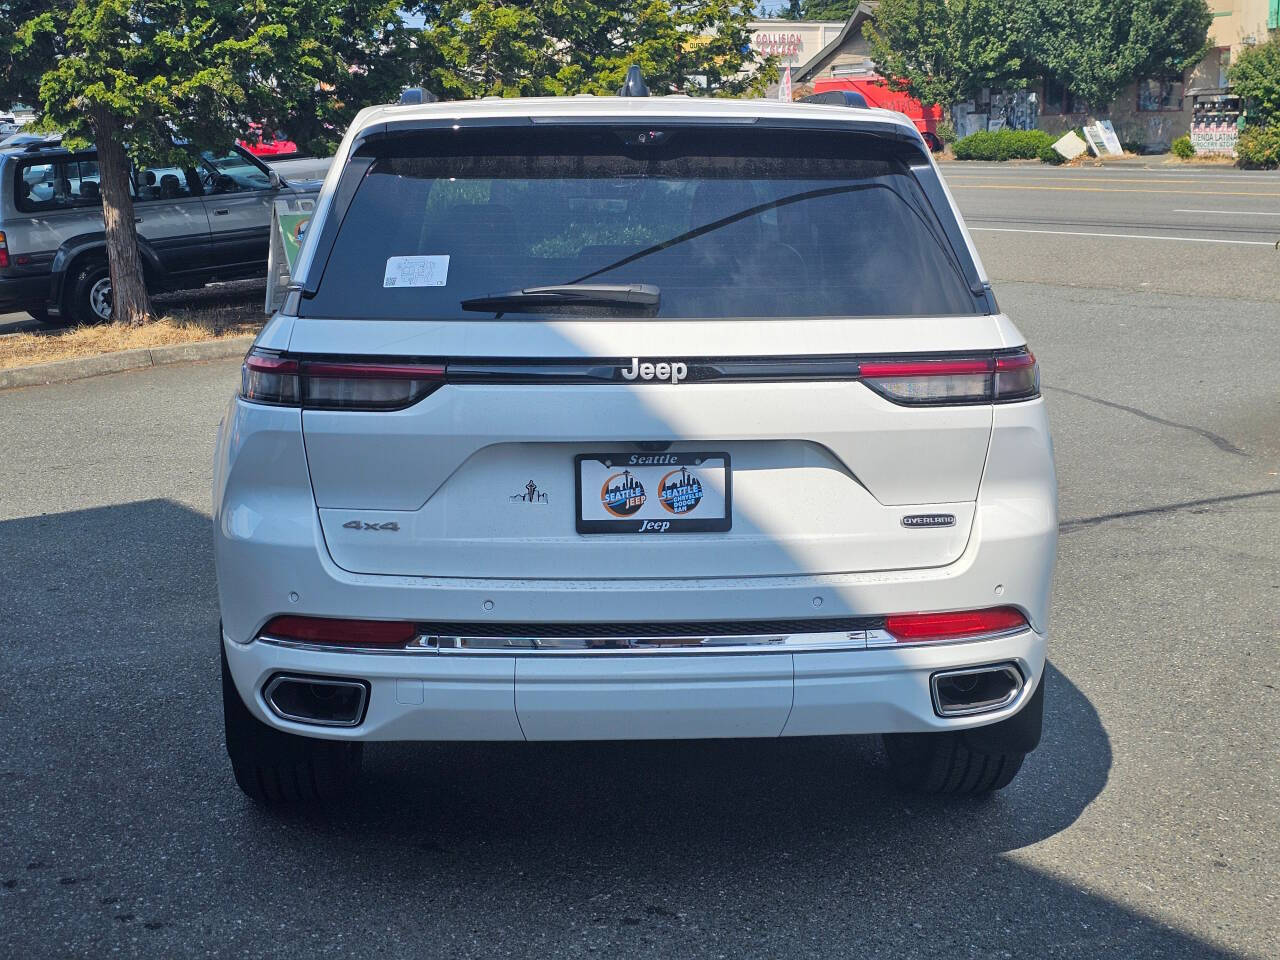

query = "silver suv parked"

[0,141,320,324]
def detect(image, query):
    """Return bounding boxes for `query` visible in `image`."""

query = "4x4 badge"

[343,520,400,531]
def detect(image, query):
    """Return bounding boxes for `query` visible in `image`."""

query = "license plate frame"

[575,451,732,534]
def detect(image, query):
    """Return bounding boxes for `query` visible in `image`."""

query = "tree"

[242,2,416,158]
[862,0,1027,107]
[1229,36,1280,125]
[1022,0,1212,109]
[783,0,865,19]
[416,0,771,99]
[3,1,407,324]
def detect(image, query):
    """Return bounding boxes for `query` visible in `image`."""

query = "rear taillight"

[884,607,1028,642]
[261,616,418,648]
[241,353,300,405]
[0,231,9,269]
[240,349,444,410]
[992,350,1039,399]
[859,348,1039,405]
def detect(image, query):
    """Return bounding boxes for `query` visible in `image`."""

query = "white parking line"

[969,226,1277,246]
[1173,208,1280,216]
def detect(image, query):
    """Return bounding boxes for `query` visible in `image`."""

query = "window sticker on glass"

[383,255,450,288]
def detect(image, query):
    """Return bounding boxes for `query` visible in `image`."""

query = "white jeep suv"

[213,90,1056,804]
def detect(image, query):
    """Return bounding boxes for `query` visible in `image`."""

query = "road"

[1,163,1277,959]
[1,310,38,334]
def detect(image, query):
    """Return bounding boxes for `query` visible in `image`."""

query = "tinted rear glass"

[15,154,111,211]
[300,126,978,319]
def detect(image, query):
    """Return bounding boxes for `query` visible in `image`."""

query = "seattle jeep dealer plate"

[575,452,731,534]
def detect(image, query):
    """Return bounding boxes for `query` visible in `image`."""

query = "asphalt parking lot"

[1,163,1277,959]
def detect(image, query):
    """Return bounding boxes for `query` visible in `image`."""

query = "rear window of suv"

[300,125,980,320]
[15,155,107,211]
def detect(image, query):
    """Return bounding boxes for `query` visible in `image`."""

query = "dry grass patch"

[1162,153,1237,165]
[0,280,265,370]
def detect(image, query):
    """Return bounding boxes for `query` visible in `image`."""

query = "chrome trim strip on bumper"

[257,626,1032,657]
[420,629,887,653]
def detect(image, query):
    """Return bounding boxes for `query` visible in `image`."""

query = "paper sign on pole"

[265,195,317,314]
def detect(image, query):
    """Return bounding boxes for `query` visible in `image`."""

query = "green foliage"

[1235,123,1280,169]
[863,0,1026,107]
[952,129,1055,161]
[1037,141,1066,164]
[249,3,415,156]
[1228,37,1280,125]
[936,120,957,145]
[796,1,863,18]
[1021,0,1212,108]
[1171,135,1196,159]
[7,0,407,162]
[419,0,770,99]
[862,0,1212,114]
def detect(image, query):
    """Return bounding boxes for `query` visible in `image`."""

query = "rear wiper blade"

[460,283,659,315]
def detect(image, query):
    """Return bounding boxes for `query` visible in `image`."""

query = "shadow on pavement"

[0,499,1239,958]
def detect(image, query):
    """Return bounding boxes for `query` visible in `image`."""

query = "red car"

[812,78,945,151]
[237,123,300,159]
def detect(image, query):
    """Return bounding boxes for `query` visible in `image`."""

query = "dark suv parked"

[0,141,320,324]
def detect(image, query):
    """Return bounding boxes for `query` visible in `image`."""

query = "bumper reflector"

[883,607,1027,642]
[262,616,417,648]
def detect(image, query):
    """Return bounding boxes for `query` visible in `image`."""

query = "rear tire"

[882,673,1044,796]
[221,638,363,805]
[65,259,114,325]
[883,730,1025,795]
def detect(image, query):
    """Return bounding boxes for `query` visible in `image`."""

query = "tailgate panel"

[305,380,987,579]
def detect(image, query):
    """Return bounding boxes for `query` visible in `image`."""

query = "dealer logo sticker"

[657,466,703,515]
[901,513,957,528]
[601,470,647,517]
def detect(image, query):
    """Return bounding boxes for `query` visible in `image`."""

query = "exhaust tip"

[263,674,369,727]
[931,663,1023,717]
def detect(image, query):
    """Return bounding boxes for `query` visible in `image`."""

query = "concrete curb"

[938,156,1247,172]
[0,334,255,391]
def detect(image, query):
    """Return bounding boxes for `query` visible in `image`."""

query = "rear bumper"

[223,627,1046,742]
[0,272,51,312]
